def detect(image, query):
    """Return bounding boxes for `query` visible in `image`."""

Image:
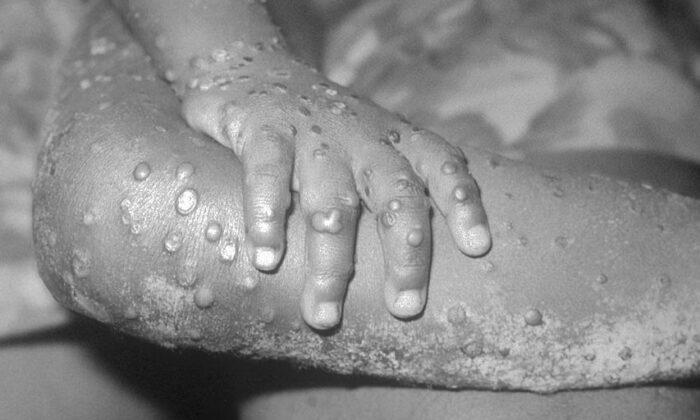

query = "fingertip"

[302,297,342,330]
[448,203,492,257]
[313,301,342,329]
[386,288,425,319]
[250,245,283,271]
[463,223,492,257]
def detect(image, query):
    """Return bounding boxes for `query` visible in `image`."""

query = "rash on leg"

[32,0,700,392]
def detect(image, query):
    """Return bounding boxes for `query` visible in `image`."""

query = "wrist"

[171,39,299,96]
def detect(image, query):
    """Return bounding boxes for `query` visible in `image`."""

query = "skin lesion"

[117,0,493,329]
[30,0,700,392]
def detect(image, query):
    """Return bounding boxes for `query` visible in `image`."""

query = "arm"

[108,0,281,93]
[106,0,493,330]
[34,1,700,392]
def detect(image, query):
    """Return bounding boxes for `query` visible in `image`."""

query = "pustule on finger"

[383,195,429,215]
[310,207,345,234]
[406,228,425,247]
[451,184,480,205]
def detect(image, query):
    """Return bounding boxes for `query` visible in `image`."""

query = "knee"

[32,102,248,345]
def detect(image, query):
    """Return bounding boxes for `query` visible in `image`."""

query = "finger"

[181,94,250,156]
[181,92,231,145]
[297,143,360,330]
[241,126,293,270]
[396,129,491,257]
[356,149,431,319]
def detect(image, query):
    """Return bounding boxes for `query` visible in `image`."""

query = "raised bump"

[524,308,543,326]
[163,230,183,253]
[219,240,238,263]
[205,221,222,242]
[387,130,400,144]
[381,211,396,228]
[176,188,199,215]
[406,228,424,247]
[82,210,96,226]
[453,186,468,202]
[388,199,401,211]
[132,162,151,181]
[310,208,343,234]
[194,287,215,309]
[441,161,458,175]
[176,162,195,180]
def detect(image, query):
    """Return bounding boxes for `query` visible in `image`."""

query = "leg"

[34,1,700,392]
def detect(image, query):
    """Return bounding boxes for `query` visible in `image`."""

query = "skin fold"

[106,0,492,330]
[33,1,699,393]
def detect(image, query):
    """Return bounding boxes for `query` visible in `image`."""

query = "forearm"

[35,1,700,392]
[110,0,284,92]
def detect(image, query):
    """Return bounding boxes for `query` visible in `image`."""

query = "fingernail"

[393,290,423,318]
[464,224,491,256]
[313,302,341,329]
[253,246,279,270]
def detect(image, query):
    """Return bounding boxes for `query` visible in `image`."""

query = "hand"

[180,49,491,329]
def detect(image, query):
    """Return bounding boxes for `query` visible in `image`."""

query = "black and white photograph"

[1,0,699,418]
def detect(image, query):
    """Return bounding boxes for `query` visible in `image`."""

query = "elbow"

[32,102,247,347]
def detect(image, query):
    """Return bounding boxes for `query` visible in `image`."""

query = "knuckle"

[250,202,280,223]
[247,163,283,183]
[308,270,353,288]
[392,174,425,196]
[386,258,430,280]
[182,93,230,143]
[389,195,429,212]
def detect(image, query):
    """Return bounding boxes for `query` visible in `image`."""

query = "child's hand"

[181,50,491,329]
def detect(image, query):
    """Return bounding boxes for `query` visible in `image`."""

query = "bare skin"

[107,0,492,330]
[34,1,700,392]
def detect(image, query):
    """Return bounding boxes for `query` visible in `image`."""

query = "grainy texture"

[34,1,700,393]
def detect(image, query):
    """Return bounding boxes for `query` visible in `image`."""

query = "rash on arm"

[107,0,493,329]
[109,0,282,92]
[34,1,700,392]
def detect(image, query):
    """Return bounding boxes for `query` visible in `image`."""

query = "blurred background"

[1,0,699,418]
